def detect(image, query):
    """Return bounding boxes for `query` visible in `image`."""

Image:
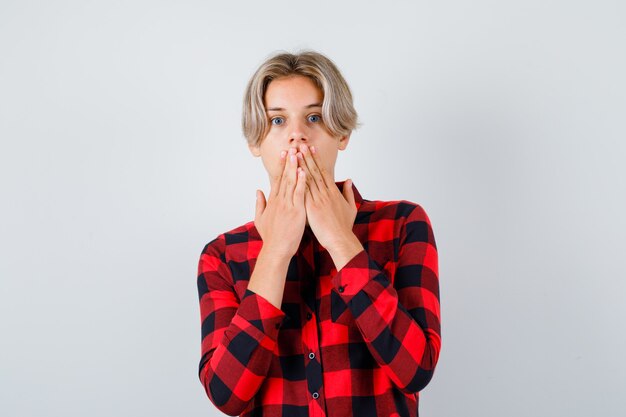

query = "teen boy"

[197,51,441,417]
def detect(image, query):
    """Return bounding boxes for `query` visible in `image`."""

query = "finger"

[296,151,311,186]
[293,167,306,208]
[277,148,295,198]
[255,189,266,221]
[297,146,320,192]
[283,147,298,202]
[308,145,333,188]
[296,151,318,201]
[299,144,326,191]
[271,150,288,199]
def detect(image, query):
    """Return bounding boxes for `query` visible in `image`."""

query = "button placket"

[302,234,325,413]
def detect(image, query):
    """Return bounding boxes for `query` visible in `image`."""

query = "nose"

[289,137,308,151]
[288,120,308,147]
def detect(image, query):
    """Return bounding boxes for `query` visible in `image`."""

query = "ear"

[248,142,261,157]
[337,132,351,151]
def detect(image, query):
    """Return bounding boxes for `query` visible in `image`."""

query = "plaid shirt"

[197,180,441,417]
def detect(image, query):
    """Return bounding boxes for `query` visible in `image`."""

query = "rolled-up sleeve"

[331,204,441,393]
[197,236,285,416]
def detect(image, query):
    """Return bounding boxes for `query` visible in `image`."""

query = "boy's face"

[248,75,350,183]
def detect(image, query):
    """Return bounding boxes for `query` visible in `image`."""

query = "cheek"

[261,152,285,177]
[258,141,283,174]
[319,150,337,170]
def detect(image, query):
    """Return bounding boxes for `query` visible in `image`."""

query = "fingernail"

[290,154,296,163]
[289,147,297,155]
[297,152,303,159]
[310,146,316,154]
[280,150,287,158]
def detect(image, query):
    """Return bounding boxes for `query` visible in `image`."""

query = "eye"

[308,114,321,123]
[271,117,285,126]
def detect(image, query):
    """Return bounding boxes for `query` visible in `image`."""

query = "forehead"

[264,75,323,107]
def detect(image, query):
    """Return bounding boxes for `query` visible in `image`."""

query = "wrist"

[326,233,364,271]
[259,244,295,264]
[248,247,292,309]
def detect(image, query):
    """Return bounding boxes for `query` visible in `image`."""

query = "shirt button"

[338,286,344,293]
[308,352,315,360]
[306,312,312,321]
[312,392,319,399]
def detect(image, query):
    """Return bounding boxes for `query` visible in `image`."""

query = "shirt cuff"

[233,289,286,343]
[331,249,382,301]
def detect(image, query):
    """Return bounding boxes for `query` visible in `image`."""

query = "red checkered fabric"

[197,181,441,417]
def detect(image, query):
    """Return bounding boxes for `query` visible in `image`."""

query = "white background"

[1,1,625,416]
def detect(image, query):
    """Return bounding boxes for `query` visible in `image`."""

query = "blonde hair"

[242,50,358,147]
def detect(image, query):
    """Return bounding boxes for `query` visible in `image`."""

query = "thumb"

[255,189,266,220]
[343,179,355,207]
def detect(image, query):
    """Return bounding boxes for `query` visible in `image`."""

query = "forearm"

[246,246,292,309]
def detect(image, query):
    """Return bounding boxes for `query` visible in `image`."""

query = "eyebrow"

[266,103,322,111]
